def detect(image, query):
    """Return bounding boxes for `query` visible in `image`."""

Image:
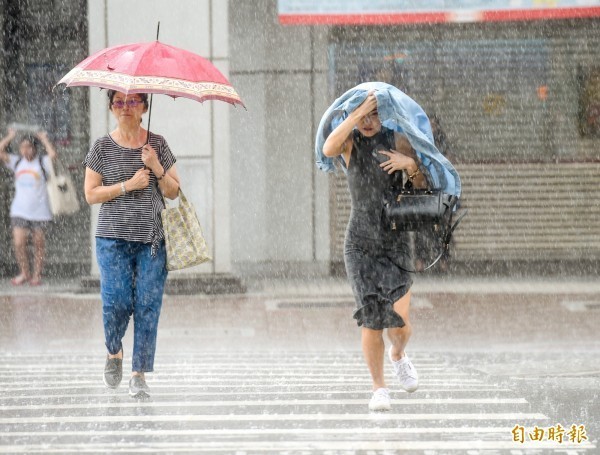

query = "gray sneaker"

[129,375,150,398]
[103,356,123,389]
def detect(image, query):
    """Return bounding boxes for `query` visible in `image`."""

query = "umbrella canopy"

[57,40,244,107]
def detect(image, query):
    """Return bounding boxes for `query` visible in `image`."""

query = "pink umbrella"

[57,40,244,107]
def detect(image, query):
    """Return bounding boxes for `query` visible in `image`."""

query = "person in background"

[83,90,180,399]
[0,127,57,286]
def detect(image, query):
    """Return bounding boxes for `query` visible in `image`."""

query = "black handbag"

[383,189,458,232]
[383,188,466,272]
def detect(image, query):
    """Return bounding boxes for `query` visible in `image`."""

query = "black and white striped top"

[83,132,176,252]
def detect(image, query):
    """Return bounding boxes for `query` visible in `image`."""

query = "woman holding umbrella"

[83,90,180,398]
[316,82,461,411]
[58,36,242,398]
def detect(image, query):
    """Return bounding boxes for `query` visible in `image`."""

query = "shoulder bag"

[46,157,80,216]
[161,189,212,271]
[383,187,467,272]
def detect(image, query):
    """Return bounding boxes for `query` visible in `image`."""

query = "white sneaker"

[388,346,419,393]
[368,387,391,411]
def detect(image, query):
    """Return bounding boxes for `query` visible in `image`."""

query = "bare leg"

[361,327,386,390]
[12,227,31,281]
[31,228,45,283]
[108,349,123,360]
[387,290,413,360]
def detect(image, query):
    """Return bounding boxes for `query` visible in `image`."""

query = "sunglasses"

[112,99,144,109]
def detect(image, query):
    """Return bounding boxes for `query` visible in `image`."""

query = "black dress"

[344,127,413,330]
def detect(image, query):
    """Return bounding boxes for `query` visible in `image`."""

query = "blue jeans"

[96,237,168,372]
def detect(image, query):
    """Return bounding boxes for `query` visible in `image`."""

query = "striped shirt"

[83,132,176,252]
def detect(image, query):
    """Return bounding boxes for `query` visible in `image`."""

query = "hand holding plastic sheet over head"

[315,82,461,197]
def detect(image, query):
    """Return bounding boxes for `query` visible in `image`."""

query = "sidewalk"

[246,275,600,296]
[1,274,599,356]
[1,274,600,297]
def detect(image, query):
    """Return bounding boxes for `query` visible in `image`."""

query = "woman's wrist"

[406,159,421,182]
[407,167,421,181]
[156,168,166,181]
[407,159,419,175]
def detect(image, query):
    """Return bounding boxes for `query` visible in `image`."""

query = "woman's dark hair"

[19,134,40,156]
[107,89,149,109]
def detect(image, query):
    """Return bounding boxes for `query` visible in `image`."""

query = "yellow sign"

[512,424,588,444]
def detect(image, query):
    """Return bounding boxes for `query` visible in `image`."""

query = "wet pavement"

[0,275,598,453]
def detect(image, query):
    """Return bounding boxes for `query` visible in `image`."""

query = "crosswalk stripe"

[0,426,519,437]
[0,380,489,389]
[0,397,528,411]
[0,412,548,425]
[0,370,474,378]
[0,359,443,366]
[1,440,593,453]
[0,388,515,401]
[0,385,502,395]
[0,362,464,378]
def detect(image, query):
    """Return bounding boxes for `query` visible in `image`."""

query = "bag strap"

[398,208,468,273]
[162,188,184,207]
[48,156,67,180]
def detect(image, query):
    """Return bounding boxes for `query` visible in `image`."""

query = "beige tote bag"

[161,189,211,271]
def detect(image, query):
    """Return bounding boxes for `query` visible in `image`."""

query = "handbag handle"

[49,157,78,187]
[399,208,468,273]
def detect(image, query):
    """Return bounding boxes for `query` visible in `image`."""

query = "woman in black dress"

[323,91,429,411]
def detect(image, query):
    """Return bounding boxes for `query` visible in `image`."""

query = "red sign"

[278,1,600,25]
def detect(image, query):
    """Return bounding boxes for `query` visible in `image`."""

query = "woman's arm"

[36,131,58,160]
[0,128,16,164]
[322,92,378,160]
[156,165,180,200]
[140,144,180,199]
[378,133,428,189]
[395,134,428,189]
[84,167,151,205]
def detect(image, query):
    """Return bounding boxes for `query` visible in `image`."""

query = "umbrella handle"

[142,93,153,175]
[146,20,159,146]
[145,93,153,145]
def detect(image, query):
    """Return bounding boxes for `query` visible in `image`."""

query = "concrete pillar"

[229,0,331,278]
